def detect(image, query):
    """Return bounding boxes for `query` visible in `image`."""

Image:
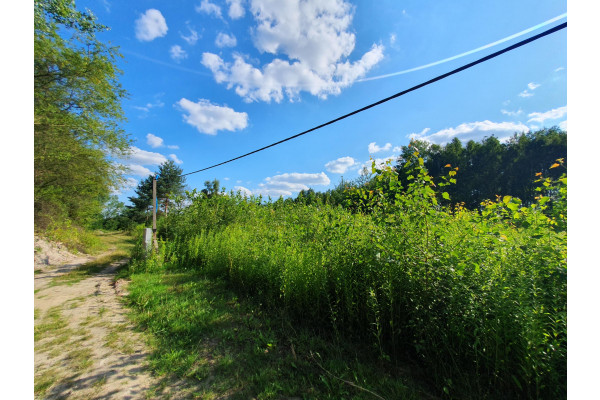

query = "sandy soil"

[34,238,163,399]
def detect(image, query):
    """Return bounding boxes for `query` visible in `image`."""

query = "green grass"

[126,271,429,399]
[49,231,135,286]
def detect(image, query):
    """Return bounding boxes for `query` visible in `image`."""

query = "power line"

[180,21,566,178]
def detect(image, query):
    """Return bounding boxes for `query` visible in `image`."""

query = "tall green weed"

[131,154,566,399]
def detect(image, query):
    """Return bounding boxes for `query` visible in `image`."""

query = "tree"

[156,161,186,214]
[202,179,221,198]
[34,0,130,228]
[126,161,186,223]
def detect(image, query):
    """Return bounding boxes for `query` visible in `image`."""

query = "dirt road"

[34,243,160,399]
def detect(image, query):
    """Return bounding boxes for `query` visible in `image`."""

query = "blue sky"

[76,0,567,202]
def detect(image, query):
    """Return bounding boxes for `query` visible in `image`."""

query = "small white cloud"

[196,0,222,18]
[135,9,168,42]
[226,0,245,19]
[126,146,168,166]
[527,82,541,90]
[167,144,180,150]
[112,177,139,195]
[368,142,392,154]
[169,154,183,164]
[554,67,565,72]
[389,33,396,45]
[177,98,249,135]
[215,32,237,48]
[325,156,355,174]
[527,106,567,124]
[255,172,331,197]
[234,186,253,197]
[501,109,523,117]
[146,133,164,148]
[125,164,153,177]
[559,120,567,130]
[181,25,199,45]
[170,45,188,62]
[410,121,530,145]
[518,90,534,98]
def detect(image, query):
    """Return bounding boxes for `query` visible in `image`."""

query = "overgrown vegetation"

[126,150,566,399]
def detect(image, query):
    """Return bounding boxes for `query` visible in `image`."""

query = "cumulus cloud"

[177,98,249,135]
[124,164,153,177]
[410,121,530,145]
[181,25,199,45]
[501,109,523,117]
[112,177,139,195]
[518,90,534,98]
[226,0,245,19]
[527,106,567,124]
[125,146,168,165]
[196,0,222,18]
[170,45,188,62]
[234,186,253,197]
[215,32,237,48]
[254,172,331,197]
[135,9,168,42]
[169,154,183,164]
[146,133,163,148]
[368,142,392,154]
[559,120,567,130]
[201,0,384,102]
[527,82,541,90]
[325,156,355,174]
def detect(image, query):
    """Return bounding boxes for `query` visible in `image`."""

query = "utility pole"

[152,174,158,251]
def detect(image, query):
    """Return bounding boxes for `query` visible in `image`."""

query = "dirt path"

[34,246,160,399]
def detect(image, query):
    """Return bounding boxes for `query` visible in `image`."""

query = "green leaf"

[503,195,512,204]
[442,192,450,200]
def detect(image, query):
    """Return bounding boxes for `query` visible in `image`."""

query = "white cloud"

[501,109,523,117]
[368,142,392,154]
[146,133,164,148]
[169,154,183,164]
[390,33,396,45]
[167,144,180,150]
[170,45,188,62]
[527,106,567,124]
[555,66,565,72]
[124,164,153,177]
[135,9,168,42]
[254,172,331,197]
[234,186,253,197]
[325,156,355,173]
[360,156,397,172]
[559,120,567,130]
[134,99,165,114]
[226,0,245,19]
[177,98,249,135]
[518,90,534,98]
[201,0,384,102]
[215,32,237,48]
[181,25,199,45]
[196,0,222,18]
[126,146,168,165]
[410,121,530,145]
[112,177,139,195]
[527,82,541,90]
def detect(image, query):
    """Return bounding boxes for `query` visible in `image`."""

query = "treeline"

[293,128,566,209]
[34,0,130,247]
